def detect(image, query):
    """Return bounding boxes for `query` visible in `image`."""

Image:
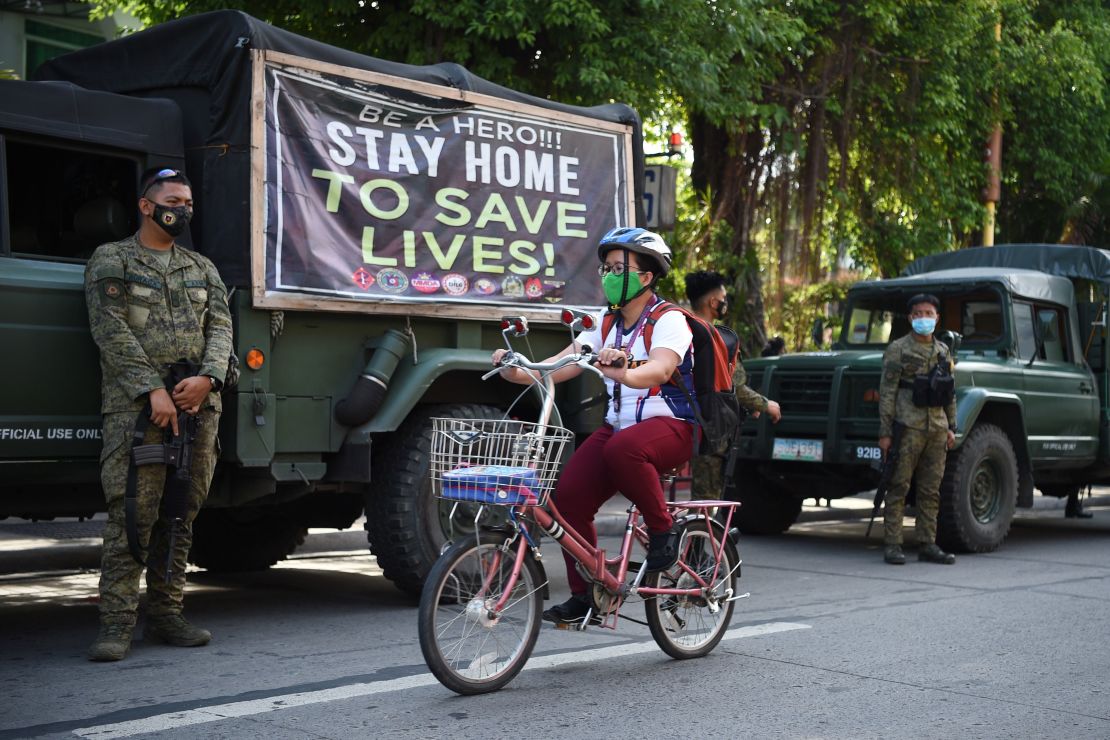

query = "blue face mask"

[912,317,937,336]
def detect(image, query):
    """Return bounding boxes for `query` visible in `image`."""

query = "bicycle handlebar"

[483,346,625,382]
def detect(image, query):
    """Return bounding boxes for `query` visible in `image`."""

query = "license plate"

[772,438,823,462]
[854,445,882,462]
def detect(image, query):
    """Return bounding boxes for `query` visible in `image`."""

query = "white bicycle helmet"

[597,227,673,276]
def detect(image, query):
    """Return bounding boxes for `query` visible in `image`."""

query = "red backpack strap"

[641,299,681,352]
[601,309,620,344]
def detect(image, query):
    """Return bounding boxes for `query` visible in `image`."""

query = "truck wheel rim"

[438,499,484,538]
[970,458,1001,523]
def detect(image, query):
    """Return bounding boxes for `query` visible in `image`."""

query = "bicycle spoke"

[421,538,541,688]
[643,522,738,658]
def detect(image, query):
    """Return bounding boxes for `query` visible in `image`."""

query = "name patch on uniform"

[125,273,163,291]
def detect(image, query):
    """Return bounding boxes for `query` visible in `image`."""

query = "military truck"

[0,11,642,595]
[732,243,1109,553]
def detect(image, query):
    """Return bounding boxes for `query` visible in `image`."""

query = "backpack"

[602,301,742,456]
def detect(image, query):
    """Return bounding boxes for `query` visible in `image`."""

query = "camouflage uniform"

[878,333,957,546]
[84,234,232,627]
[691,360,769,498]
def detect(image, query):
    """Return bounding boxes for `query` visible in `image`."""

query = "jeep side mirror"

[938,330,962,355]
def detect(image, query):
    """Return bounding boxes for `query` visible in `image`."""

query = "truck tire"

[365,403,503,598]
[730,476,803,535]
[189,508,308,572]
[938,423,1018,553]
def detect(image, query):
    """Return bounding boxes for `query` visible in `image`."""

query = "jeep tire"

[365,403,502,598]
[729,471,804,535]
[189,507,307,572]
[938,423,1018,553]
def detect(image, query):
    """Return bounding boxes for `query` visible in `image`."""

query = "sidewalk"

[1,489,1106,574]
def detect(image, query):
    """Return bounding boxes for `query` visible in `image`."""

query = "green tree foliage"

[91,0,1110,350]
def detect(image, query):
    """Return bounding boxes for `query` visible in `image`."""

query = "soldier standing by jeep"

[84,168,233,661]
[878,293,957,565]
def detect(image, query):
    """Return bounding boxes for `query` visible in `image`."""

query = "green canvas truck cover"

[904,243,1110,284]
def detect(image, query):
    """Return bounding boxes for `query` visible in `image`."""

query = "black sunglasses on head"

[141,168,184,197]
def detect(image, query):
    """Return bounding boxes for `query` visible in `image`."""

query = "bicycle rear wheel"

[418,532,543,694]
[644,519,738,659]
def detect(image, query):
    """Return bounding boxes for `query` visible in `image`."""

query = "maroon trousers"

[552,417,695,594]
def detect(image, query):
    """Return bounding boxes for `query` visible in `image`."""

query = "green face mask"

[602,271,646,306]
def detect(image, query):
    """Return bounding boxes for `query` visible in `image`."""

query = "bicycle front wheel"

[418,533,543,694]
[644,519,738,659]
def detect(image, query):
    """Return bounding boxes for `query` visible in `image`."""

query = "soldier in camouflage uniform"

[84,168,233,661]
[685,271,781,498]
[878,293,957,565]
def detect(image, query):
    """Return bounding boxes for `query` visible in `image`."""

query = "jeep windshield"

[840,288,1005,348]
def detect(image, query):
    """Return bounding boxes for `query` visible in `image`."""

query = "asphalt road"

[0,498,1108,739]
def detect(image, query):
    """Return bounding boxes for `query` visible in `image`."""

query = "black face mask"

[150,202,193,237]
[714,298,729,320]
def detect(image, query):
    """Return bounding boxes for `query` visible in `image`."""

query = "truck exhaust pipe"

[334,328,410,427]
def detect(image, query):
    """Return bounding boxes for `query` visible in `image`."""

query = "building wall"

[0,8,134,80]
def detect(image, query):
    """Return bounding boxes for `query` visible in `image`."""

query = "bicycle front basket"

[430,418,573,506]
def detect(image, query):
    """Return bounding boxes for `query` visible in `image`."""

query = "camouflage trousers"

[97,408,219,625]
[884,426,948,546]
[690,454,725,499]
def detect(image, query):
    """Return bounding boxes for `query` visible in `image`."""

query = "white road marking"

[73,621,811,738]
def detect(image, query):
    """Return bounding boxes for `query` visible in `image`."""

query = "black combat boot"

[1065,492,1093,519]
[918,543,956,564]
[883,545,906,565]
[88,622,134,662]
[144,614,211,646]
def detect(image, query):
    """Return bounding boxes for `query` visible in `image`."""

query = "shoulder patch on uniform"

[103,279,123,298]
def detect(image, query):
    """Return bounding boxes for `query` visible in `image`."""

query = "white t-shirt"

[576,303,695,430]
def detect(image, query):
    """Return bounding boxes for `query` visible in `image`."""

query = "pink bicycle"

[417,310,744,695]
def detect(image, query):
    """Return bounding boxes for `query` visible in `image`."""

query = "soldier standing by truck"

[84,168,233,661]
[878,293,958,565]
[684,271,781,498]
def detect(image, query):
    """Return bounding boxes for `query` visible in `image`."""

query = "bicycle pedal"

[552,621,589,632]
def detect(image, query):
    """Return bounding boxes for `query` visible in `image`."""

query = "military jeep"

[732,244,1109,553]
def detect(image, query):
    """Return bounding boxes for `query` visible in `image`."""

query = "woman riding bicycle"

[491,227,696,625]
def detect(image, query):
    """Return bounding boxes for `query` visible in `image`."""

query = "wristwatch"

[206,375,220,391]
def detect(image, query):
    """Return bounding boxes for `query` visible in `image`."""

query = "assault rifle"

[866,421,904,538]
[127,360,201,583]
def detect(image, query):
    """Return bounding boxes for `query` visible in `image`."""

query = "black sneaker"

[542,593,600,625]
[645,524,681,572]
